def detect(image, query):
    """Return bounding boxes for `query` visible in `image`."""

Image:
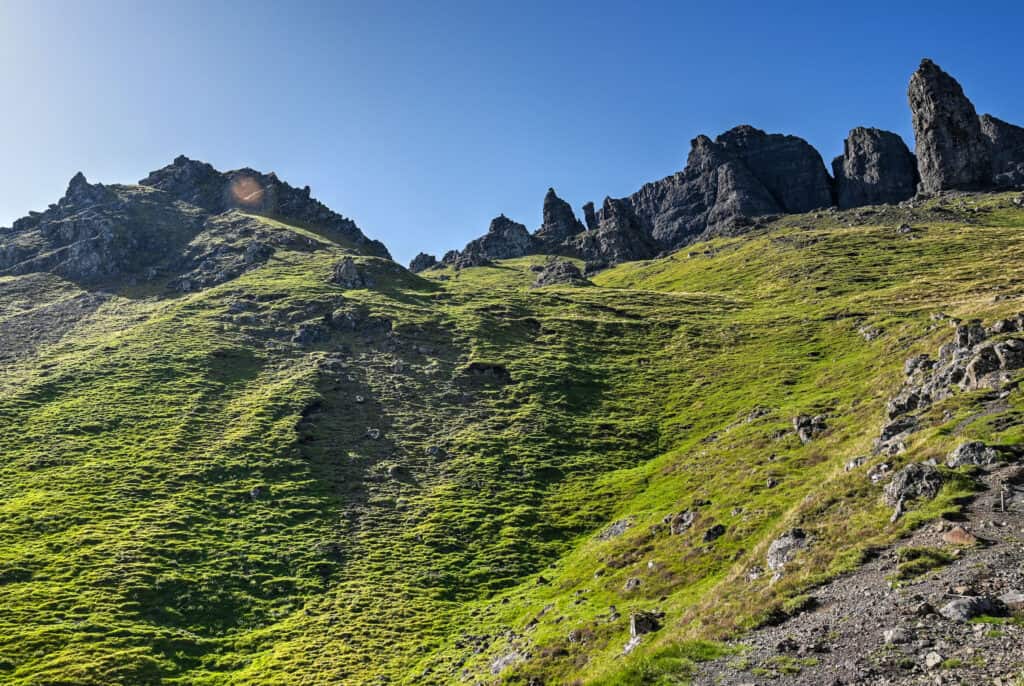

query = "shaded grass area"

[0,193,1023,684]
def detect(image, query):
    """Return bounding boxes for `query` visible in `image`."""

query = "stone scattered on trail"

[947,441,1000,468]
[883,462,942,508]
[766,528,810,573]
[883,626,915,644]
[939,596,1004,622]
[941,525,980,547]
[924,651,944,670]
[999,589,1024,611]
[793,414,827,443]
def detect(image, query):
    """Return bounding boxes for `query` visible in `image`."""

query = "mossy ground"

[1,193,1023,684]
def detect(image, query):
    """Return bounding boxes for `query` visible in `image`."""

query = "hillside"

[1,181,1024,684]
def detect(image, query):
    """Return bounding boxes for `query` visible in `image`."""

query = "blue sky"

[2,0,1023,265]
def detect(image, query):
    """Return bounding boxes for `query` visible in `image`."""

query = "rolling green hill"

[1,191,1023,685]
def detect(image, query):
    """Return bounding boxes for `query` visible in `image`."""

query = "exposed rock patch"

[832,127,918,208]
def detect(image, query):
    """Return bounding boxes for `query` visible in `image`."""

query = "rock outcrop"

[534,188,584,248]
[832,128,918,208]
[582,201,598,231]
[409,252,438,273]
[530,258,590,288]
[1,157,390,288]
[908,59,992,192]
[140,156,390,258]
[980,114,1024,188]
[444,215,533,268]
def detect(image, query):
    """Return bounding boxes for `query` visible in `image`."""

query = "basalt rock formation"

[908,59,993,192]
[534,188,585,249]
[434,58,1024,273]
[408,252,438,273]
[832,127,918,208]
[442,214,533,268]
[981,114,1024,188]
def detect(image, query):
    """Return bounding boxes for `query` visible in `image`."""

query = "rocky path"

[697,465,1024,685]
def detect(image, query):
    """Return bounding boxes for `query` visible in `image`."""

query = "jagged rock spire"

[908,58,992,192]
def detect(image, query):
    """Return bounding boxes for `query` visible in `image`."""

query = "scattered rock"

[629,610,662,637]
[941,525,980,546]
[599,518,633,540]
[883,627,914,644]
[793,414,827,443]
[939,596,1004,622]
[703,524,726,542]
[947,441,1000,468]
[623,577,641,592]
[924,650,943,670]
[883,462,942,508]
[767,529,810,573]
[665,510,696,535]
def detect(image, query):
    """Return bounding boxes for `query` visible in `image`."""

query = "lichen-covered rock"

[832,128,918,208]
[946,441,1000,468]
[883,462,942,508]
[908,59,992,192]
[766,528,809,572]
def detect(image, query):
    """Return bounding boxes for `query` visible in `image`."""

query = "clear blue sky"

[3,1,1023,265]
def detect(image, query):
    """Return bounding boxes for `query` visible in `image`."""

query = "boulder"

[883,462,942,508]
[908,59,992,192]
[629,610,662,637]
[531,258,590,288]
[408,252,438,273]
[702,523,726,542]
[766,528,809,572]
[939,596,1004,622]
[665,510,696,535]
[980,114,1024,188]
[832,128,918,208]
[331,257,367,289]
[946,441,1000,468]
[793,414,827,443]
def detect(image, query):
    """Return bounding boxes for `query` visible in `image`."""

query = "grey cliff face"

[582,201,598,231]
[980,114,1024,188]
[832,128,918,208]
[908,58,992,192]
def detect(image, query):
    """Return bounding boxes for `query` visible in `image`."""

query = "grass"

[1,192,1024,683]
[890,546,955,583]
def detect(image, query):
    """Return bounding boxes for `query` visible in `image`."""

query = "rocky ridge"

[424,58,1024,274]
[0,157,388,288]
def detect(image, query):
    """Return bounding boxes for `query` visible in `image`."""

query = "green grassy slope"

[0,193,1022,684]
